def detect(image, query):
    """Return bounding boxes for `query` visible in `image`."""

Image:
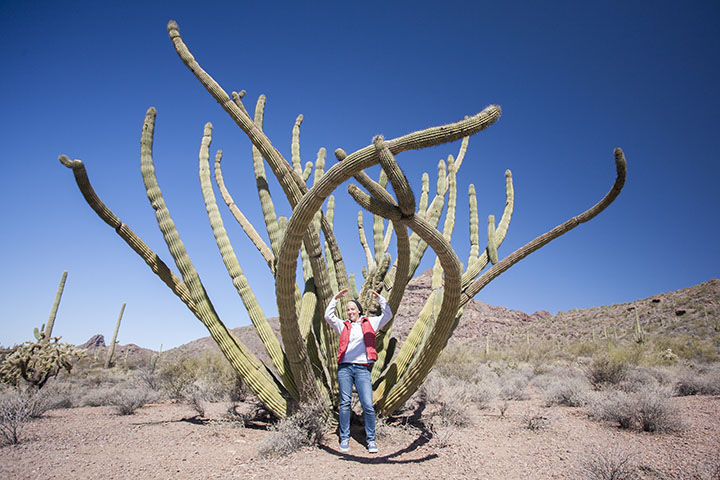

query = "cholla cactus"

[0,336,85,389]
[58,21,626,418]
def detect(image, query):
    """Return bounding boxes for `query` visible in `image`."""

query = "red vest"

[337,317,377,363]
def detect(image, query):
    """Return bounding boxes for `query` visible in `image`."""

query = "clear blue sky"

[1,1,718,350]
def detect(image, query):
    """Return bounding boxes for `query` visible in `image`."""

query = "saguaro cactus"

[104,303,126,368]
[34,271,68,342]
[59,21,626,418]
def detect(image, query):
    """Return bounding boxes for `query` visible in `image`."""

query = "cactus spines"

[104,302,126,369]
[59,20,626,419]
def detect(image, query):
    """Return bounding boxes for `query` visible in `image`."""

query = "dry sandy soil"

[2,390,719,480]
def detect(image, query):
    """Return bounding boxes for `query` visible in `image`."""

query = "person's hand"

[334,288,348,300]
[369,289,380,298]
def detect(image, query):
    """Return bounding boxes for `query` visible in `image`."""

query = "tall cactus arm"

[462,169,515,286]
[58,145,288,416]
[373,169,390,263]
[382,221,395,255]
[169,21,343,327]
[59,155,195,308]
[418,173,430,218]
[214,151,275,273]
[199,123,298,398]
[302,161,314,182]
[461,148,627,308]
[275,107,499,403]
[104,302,125,369]
[468,184,480,266]
[231,90,249,117]
[376,218,462,414]
[277,105,501,327]
[291,114,303,177]
[140,109,290,416]
[346,195,463,414]
[487,214,498,265]
[45,270,68,339]
[373,136,416,216]
[454,135,470,172]
[431,156,458,289]
[357,211,376,269]
[251,95,283,259]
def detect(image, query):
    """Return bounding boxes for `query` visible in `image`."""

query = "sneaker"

[367,441,378,453]
[339,439,350,452]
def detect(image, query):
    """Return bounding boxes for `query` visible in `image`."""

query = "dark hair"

[350,299,364,316]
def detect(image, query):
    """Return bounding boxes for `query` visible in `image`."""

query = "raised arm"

[368,290,393,331]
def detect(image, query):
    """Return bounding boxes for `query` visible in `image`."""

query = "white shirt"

[324,295,393,364]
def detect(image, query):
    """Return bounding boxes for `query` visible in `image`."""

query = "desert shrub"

[79,386,118,407]
[258,403,330,457]
[499,371,529,400]
[580,446,638,480]
[543,376,592,407]
[420,373,473,426]
[0,388,34,444]
[592,390,636,429]
[585,356,629,389]
[28,381,72,415]
[634,388,683,433]
[110,385,154,415]
[182,384,209,417]
[591,388,682,433]
[158,358,197,399]
[158,353,241,401]
[674,365,720,396]
[616,367,660,393]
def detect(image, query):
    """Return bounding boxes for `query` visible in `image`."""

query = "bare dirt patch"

[2,393,719,479]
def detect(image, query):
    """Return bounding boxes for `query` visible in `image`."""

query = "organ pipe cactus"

[58,20,627,418]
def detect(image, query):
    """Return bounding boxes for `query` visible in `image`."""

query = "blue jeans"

[337,363,376,443]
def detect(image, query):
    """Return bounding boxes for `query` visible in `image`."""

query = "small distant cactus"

[58,20,627,418]
[104,303,126,369]
[633,311,646,344]
[0,271,83,389]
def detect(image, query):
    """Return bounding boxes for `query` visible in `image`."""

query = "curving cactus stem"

[58,20,627,418]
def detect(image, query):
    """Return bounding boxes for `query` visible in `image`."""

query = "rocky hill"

[81,273,720,363]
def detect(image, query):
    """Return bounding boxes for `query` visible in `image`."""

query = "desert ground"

[2,387,719,480]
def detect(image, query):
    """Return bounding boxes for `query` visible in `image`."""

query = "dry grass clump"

[258,403,330,457]
[579,446,639,480]
[591,387,683,433]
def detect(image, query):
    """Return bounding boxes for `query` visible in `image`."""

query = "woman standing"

[324,288,393,453]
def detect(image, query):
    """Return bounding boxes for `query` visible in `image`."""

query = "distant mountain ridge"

[81,273,720,361]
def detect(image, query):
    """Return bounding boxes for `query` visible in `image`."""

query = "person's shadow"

[321,402,438,464]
